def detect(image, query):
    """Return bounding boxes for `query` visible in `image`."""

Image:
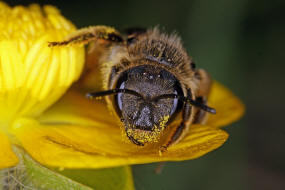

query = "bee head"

[114,65,184,145]
[86,65,215,146]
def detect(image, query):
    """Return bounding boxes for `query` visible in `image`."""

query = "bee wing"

[79,41,108,90]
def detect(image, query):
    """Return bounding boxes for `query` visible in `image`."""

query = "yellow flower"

[12,81,243,168]
[0,2,244,171]
[0,2,84,168]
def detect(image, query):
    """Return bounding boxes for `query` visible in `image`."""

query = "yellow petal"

[207,81,245,127]
[38,89,116,128]
[12,117,228,169]
[0,131,18,169]
[0,3,84,124]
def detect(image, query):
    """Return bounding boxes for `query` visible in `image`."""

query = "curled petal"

[207,81,245,127]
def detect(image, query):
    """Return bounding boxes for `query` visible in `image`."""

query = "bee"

[49,26,216,151]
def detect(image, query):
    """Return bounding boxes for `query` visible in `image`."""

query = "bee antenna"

[186,98,216,114]
[152,94,216,114]
[86,89,143,99]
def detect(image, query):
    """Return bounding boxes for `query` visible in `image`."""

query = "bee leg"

[160,91,192,152]
[48,26,123,47]
[193,97,207,124]
[193,69,213,124]
[126,131,145,146]
[159,122,186,153]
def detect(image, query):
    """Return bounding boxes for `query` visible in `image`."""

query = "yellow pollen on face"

[126,115,170,144]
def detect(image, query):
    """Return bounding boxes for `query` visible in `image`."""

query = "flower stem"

[0,147,91,190]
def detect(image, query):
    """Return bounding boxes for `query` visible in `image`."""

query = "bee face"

[114,65,184,145]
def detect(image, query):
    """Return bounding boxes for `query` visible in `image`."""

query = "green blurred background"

[7,0,285,189]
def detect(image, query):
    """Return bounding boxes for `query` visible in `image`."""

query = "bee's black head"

[114,65,184,145]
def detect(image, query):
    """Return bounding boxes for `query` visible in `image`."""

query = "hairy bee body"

[49,26,214,149]
[103,28,198,97]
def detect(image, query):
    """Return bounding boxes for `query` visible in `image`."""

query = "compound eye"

[116,81,125,111]
[169,83,184,118]
[170,90,179,115]
[114,72,128,117]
